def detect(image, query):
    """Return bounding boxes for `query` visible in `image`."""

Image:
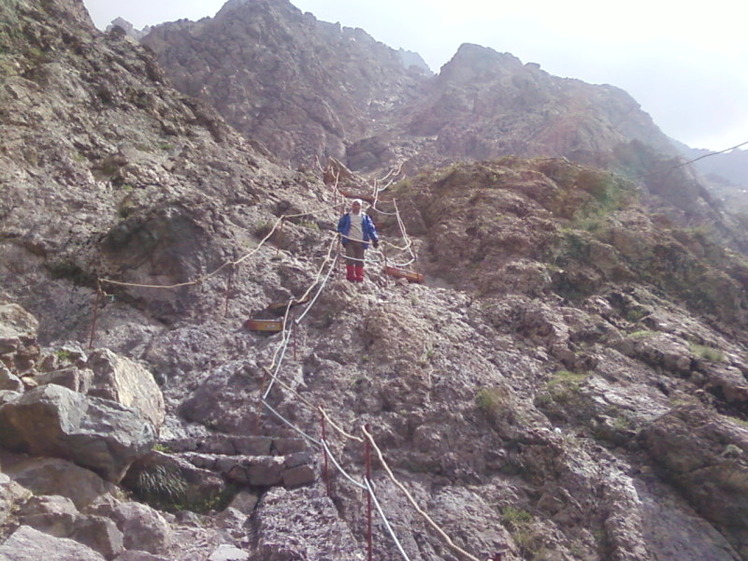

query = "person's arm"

[365,215,379,247]
[337,214,349,243]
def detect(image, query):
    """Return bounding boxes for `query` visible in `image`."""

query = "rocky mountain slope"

[140,0,680,174]
[139,0,747,253]
[140,0,430,169]
[2,1,748,561]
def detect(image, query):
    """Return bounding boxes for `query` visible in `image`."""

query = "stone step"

[162,434,307,457]
[178,450,315,488]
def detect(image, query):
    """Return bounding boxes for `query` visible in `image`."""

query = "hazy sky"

[83,0,747,152]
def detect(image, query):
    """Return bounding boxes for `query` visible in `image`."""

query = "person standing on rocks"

[337,199,379,282]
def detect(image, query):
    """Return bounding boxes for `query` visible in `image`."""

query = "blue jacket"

[337,212,379,248]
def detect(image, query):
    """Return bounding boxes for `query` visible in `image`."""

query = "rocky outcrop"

[141,0,429,167]
[0,384,156,482]
[140,3,748,254]
[3,0,748,561]
[87,348,165,429]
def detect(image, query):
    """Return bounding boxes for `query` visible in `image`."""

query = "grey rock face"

[0,525,106,561]
[3,0,748,560]
[87,348,166,429]
[90,500,172,554]
[0,385,156,482]
[2,456,117,510]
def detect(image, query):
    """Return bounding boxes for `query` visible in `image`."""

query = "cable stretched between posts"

[320,438,368,490]
[361,426,482,561]
[371,206,399,216]
[296,233,339,301]
[264,233,337,380]
[637,139,748,179]
[271,297,295,361]
[261,398,322,447]
[261,361,377,451]
[263,308,295,399]
[260,366,317,410]
[319,407,364,443]
[392,199,416,264]
[364,477,412,561]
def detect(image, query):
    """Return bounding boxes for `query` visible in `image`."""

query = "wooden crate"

[384,266,425,284]
[244,318,284,332]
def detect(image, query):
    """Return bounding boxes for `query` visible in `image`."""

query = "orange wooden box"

[244,318,284,332]
[384,266,425,284]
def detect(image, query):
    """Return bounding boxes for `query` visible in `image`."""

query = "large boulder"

[0,384,156,482]
[14,494,125,560]
[0,525,106,561]
[0,303,40,373]
[2,456,117,509]
[16,495,80,537]
[87,348,165,429]
[89,500,172,554]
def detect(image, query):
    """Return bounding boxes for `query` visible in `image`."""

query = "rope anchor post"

[320,412,332,497]
[365,423,373,561]
[88,282,104,350]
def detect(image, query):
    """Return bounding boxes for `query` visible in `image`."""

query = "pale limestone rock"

[87,348,165,429]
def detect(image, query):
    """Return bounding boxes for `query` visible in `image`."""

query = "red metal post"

[320,413,331,496]
[365,424,373,561]
[88,285,103,350]
[223,264,234,318]
[292,321,297,361]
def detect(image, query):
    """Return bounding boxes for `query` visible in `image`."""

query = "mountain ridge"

[1,1,748,560]
[139,0,748,254]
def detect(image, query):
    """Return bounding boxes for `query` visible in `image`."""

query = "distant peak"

[437,43,522,80]
[218,0,297,15]
[452,43,521,65]
[107,17,149,40]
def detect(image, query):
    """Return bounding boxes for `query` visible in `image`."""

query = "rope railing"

[320,438,367,491]
[364,477,413,561]
[97,197,413,293]
[85,168,484,561]
[361,425,483,561]
[255,279,485,561]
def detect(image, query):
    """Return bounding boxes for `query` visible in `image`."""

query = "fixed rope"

[86,169,479,559]
[250,229,481,560]
[362,426,483,561]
